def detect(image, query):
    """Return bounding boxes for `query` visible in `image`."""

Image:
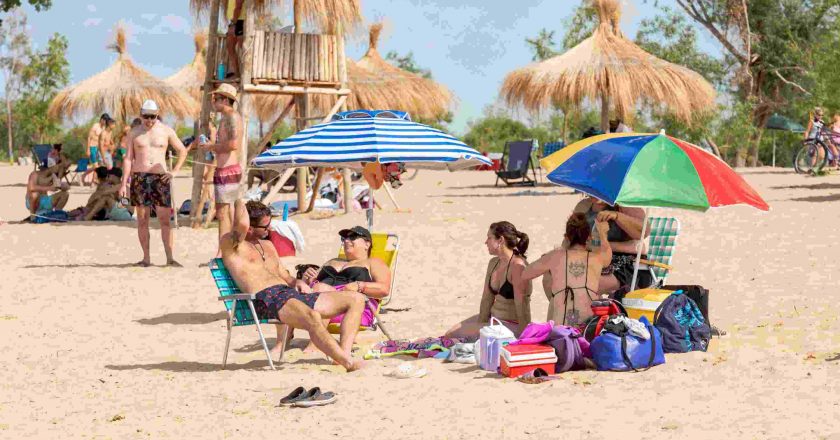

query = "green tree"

[16,33,69,143]
[384,50,432,79]
[525,29,558,61]
[1,0,50,12]
[0,7,28,163]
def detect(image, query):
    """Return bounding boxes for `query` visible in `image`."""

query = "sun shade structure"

[252,110,491,170]
[49,26,198,122]
[539,132,770,212]
[500,0,715,129]
[341,24,453,121]
[189,0,362,36]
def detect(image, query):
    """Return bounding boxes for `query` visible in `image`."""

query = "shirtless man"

[99,118,117,170]
[200,84,243,259]
[25,163,70,221]
[223,199,365,371]
[119,100,188,267]
[84,114,111,185]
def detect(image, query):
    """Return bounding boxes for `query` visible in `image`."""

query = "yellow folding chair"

[326,233,398,340]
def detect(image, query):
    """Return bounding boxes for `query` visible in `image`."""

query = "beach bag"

[590,316,665,372]
[661,284,710,326]
[653,291,711,353]
[546,325,588,373]
[581,299,627,342]
[478,317,516,372]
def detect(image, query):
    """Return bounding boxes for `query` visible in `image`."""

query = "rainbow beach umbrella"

[539,132,769,212]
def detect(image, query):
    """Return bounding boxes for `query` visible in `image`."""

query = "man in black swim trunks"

[221,199,366,372]
[224,0,244,78]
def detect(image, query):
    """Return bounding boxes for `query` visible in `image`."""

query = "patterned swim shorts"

[254,284,319,321]
[130,172,172,208]
[213,164,243,204]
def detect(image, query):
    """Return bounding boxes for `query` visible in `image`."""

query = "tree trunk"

[6,96,13,165]
[600,94,610,133]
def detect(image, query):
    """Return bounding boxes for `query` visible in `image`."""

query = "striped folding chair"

[325,233,397,340]
[210,258,289,370]
[639,217,680,287]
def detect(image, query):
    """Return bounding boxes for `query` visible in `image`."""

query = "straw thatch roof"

[500,0,715,124]
[189,0,361,35]
[49,26,199,122]
[342,23,453,120]
[164,32,208,103]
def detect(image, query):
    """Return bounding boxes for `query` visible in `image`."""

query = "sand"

[1,164,839,439]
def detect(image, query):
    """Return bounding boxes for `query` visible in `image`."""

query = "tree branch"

[676,0,749,63]
[773,70,811,95]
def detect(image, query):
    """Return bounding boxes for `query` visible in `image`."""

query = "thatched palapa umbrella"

[501,0,715,131]
[344,23,453,120]
[189,0,362,35]
[49,26,198,122]
[165,32,208,104]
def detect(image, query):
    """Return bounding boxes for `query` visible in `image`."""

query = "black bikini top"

[316,264,373,286]
[488,256,515,300]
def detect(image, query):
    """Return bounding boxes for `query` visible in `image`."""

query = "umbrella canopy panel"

[540,133,770,212]
[252,112,490,170]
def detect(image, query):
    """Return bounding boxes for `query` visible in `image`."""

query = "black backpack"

[653,291,711,353]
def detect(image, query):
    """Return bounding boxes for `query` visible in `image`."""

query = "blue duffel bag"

[590,316,665,372]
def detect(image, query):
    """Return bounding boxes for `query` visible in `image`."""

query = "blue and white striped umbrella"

[252,110,491,170]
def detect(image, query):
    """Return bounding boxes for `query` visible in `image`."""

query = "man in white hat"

[120,99,188,267]
[200,83,243,259]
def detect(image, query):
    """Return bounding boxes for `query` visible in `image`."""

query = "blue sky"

[12,0,722,135]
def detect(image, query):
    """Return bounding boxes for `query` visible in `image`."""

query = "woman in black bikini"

[299,226,391,299]
[445,221,532,340]
[522,213,611,326]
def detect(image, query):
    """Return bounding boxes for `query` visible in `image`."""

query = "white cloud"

[141,13,157,21]
[124,14,190,36]
[83,18,103,27]
[86,4,96,12]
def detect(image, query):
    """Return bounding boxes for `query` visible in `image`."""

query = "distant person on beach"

[222,199,366,372]
[47,144,69,169]
[224,0,244,78]
[200,84,243,260]
[120,100,188,267]
[609,118,632,133]
[116,119,142,168]
[84,113,112,184]
[25,163,70,222]
[100,118,117,170]
[522,213,612,325]
[445,221,532,340]
[73,167,126,221]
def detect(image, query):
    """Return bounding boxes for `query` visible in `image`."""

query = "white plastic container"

[478,317,516,372]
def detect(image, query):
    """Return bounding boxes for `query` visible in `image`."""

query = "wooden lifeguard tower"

[189,0,360,224]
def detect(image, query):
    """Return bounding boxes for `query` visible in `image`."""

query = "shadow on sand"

[105,359,271,372]
[771,182,840,191]
[135,311,228,325]
[787,194,840,203]
[22,262,171,269]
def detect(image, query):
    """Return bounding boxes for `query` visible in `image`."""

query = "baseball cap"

[339,226,371,242]
[140,99,160,115]
[100,112,113,122]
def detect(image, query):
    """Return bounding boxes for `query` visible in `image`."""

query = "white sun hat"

[140,99,160,115]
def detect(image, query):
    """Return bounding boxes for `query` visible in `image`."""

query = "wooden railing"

[214,31,340,85]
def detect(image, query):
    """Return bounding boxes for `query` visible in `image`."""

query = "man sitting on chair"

[221,199,366,372]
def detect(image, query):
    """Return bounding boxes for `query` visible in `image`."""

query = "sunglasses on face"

[251,222,271,231]
[142,114,157,120]
[341,233,362,242]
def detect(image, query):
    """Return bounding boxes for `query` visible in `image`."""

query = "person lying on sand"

[221,199,365,371]
[445,221,532,340]
[71,168,130,221]
[521,213,612,325]
[24,163,70,222]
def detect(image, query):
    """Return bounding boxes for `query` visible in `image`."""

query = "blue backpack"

[590,316,665,372]
[653,290,711,353]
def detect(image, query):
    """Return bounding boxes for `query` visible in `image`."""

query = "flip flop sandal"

[278,386,307,406]
[294,391,337,408]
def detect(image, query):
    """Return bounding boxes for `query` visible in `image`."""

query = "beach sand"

[1,164,839,439]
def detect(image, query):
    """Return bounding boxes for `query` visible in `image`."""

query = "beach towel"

[270,219,305,252]
[364,337,461,360]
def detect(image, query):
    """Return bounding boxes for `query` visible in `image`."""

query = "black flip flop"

[278,386,307,406]
[294,390,337,408]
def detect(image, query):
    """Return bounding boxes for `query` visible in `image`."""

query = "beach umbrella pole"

[629,208,649,292]
[772,133,777,168]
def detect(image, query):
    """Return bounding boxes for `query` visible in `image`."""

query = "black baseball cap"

[100,113,113,122]
[339,226,371,242]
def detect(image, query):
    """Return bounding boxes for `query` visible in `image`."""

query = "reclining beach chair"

[495,140,537,187]
[639,217,680,287]
[67,158,90,186]
[326,233,398,340]
[30,144,52,170]
[210,258,288,370]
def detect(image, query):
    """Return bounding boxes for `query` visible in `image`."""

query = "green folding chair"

[210,258,289,370]
[639,217,680,287]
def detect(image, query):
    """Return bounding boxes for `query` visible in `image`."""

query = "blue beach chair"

[30,144,52,169]
[210,258,289,370]
[495,140,538,187]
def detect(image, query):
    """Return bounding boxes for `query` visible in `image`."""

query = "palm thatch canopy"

[500,0,715,126]
[165,32,208,103]
[344,23,453,120]
[189,0,362,35]
[49,26,199,122]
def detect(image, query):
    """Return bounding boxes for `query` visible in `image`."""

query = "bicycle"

[794,126,838,175]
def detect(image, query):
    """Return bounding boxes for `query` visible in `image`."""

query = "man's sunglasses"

[251,223,271,230]
[340,233,363,241]
[142,114,157,120]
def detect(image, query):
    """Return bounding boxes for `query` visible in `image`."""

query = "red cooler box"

[500,344,557,378]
